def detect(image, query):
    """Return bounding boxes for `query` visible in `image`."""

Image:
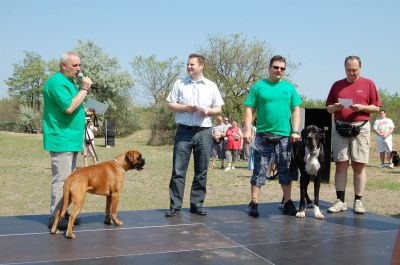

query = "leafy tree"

[300,96,326,108]
[74,40,137,136]
[198,34,300,121]
[16,105,42,133]
[375,89,400,133]
[5,51,47,111]
[47,59,59,75]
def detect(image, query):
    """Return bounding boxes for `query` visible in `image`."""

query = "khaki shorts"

[332,121,370,163]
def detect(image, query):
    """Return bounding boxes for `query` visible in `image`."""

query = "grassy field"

[0,130,399,218]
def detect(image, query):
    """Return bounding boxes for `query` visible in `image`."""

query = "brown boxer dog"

[50,149,145,239]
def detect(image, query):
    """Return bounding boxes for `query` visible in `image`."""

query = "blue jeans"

[168,126,213,210]
[250,133,292,186]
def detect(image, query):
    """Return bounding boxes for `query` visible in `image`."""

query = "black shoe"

[189,208,207,216]
[65,212,81,225]
[248,201,259,217]
[165,208,181,217]
[283,199,298,216]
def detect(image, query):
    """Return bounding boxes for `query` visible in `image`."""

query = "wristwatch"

[291,130,300,135]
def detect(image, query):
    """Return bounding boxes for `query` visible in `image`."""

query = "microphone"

[78,72,98,91]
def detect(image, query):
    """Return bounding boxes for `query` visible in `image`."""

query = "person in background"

[243,55,302,217]
[223,117,231,128]
[373,109,395,168]
[224,120,243,171]
[210,115,227,169]
[43,51,93,228]
[221,116,231,168]
[164,53,224,217]
[326,55,380,214]
[82,116,98,166]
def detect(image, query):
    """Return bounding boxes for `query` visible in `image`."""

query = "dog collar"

[113,158,126,172]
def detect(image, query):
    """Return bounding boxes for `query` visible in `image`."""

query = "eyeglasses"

[272,66,286,71]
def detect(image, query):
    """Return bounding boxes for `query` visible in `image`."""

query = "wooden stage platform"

[0,202,398,265]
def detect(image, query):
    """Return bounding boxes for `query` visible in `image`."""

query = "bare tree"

[130,55,183,145]
[198,33,300,120]
[130,55,183,107]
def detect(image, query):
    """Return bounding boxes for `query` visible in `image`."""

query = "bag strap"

[356,120,368,128]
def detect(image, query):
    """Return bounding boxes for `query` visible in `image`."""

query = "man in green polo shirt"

[243,55,302,217]
[43,51,93,228]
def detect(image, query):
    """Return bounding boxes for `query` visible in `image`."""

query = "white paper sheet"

[338,98,353,108]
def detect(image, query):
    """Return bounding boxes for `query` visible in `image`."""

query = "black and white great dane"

[293,125,325,219]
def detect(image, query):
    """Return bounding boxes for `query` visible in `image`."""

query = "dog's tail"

[59,181,71,219]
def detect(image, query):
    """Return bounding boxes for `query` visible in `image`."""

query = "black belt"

[178,124,210,132]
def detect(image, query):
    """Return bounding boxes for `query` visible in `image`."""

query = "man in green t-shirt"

[243,55,302,217]
[43,51,93,228]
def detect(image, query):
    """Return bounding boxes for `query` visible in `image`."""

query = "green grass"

[0,130,399,218]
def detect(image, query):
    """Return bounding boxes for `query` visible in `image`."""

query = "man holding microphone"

[43,51,93,228]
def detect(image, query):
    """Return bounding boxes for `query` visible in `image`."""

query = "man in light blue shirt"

[165,53,224,217]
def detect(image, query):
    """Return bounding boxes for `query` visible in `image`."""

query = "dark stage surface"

[0,202,398,265]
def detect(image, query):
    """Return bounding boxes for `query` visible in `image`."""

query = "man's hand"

[290,133,301,143]
[349,104,364,112]
[185,105,198,113]
[243,129,251,144]
[82,76,93,91]
[328,103,344,113]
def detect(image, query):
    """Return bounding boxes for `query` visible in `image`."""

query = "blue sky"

[1,0,399,102]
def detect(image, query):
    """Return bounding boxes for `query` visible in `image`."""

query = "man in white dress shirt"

[165,53,224,217]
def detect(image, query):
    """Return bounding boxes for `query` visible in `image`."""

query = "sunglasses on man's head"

[272,66,286,71]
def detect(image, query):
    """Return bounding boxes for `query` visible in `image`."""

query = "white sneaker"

[379,163,385,168]
[327,199,348,213]
[224,167,231,171]
[388,163,394,169]
[353,199,366,214]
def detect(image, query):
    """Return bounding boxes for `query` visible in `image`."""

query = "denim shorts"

[250,133,292,186]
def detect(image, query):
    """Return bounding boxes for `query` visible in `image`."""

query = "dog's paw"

[65,232,76,239]
[313,206,324,219]
[113,219,123,226]
[296,211,306,218]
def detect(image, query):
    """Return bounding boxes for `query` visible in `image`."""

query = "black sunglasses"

[272,66,286,71]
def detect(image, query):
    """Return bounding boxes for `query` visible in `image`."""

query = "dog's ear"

[125,151,138,168]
